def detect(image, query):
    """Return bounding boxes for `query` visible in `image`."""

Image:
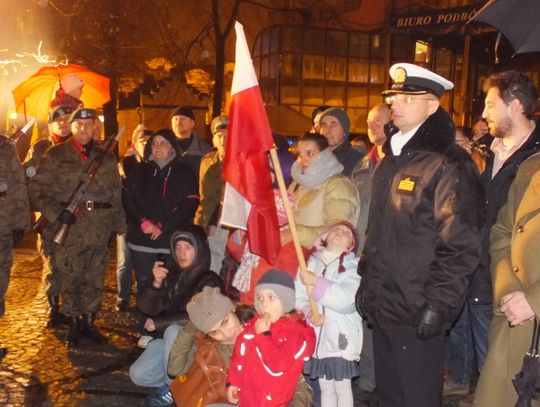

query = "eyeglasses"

[385,95,436,105]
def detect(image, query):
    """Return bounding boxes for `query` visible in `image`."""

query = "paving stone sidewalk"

[0,234,148,406]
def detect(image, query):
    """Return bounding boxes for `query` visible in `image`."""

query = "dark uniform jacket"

[357,107,484,328]
[468,120,540,304]
[124,157,199,250]
[28,139,124,245]
[136,225,223,332]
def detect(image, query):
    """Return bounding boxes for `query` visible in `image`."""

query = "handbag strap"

[195,342,227,390]
[529,319,540,354]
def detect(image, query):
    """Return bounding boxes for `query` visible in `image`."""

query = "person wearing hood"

[124,128,199,296]
[281,132,359,250]
[129,225,223,405]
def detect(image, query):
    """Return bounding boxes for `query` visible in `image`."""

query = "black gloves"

[417,304,443,340]
[57,209,77,225]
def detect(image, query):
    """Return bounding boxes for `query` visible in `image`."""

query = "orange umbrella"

[12,64,111,122]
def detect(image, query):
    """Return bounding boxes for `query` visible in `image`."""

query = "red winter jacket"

[227,314,316,407]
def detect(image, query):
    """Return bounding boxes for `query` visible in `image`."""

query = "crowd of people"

[1,62,540,407]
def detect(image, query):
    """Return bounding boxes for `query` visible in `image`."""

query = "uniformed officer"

[0,133,30,358]
[24,104,75,327]
[29,108,125,348]
[356,63,483,407]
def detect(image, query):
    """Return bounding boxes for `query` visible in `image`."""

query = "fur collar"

[383,107,455,155]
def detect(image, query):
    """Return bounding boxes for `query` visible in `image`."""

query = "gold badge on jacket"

[396,175,418,195]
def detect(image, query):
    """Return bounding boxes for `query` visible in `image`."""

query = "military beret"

[69,108,98,123]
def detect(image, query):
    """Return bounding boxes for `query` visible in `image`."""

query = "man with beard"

[464,71,540,403]
[356,63,483,407]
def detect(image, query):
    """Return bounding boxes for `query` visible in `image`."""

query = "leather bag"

[170,332,228,407]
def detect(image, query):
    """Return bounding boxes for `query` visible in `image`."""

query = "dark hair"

[234,304,256,324]
[455,126,472,141]
[298,132,329,152]
[311,105,332,123]
[487,71,538,118]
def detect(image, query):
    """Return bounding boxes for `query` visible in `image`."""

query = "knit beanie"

[321,108,350,138]
[171,106,195,121]
[152,128,179,153]
[255,269,296,313]
[60,73,84,96]
[187,287,234,334]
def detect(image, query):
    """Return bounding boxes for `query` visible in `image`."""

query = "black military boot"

[47,295,65,327]
[80,313,107,344]
[67,316,81,348]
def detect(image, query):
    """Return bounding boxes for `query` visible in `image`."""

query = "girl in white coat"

[295,221,363,407]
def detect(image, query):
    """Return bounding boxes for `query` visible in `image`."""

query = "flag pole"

[269,147,321,320]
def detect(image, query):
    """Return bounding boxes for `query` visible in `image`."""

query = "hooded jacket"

[226,314,316,407]
[124,133,199,250]
[295,250,362,362]
[357,107,484,328]
[136,224,224,331]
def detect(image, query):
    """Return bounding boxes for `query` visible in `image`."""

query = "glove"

[57,209,77,226]
[416,304,443,340]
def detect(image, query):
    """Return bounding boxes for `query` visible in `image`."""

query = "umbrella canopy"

[12,64,110,122]
[470,0,540,54]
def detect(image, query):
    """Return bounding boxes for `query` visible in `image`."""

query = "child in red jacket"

[226,269,316,407]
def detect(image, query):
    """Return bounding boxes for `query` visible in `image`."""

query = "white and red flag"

[220,21,281,265]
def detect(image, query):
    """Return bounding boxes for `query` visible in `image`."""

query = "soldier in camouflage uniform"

[24,105,75,327]
[0,134,30,359]
[29,108,125,348]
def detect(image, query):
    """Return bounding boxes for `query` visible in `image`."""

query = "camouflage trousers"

[51,243,109,317]
[38,234,59,296]
[0,232,14,310]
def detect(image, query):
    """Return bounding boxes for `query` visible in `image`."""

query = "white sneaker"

[137,335,153,349]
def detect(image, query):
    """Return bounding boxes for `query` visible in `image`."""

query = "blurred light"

[9,112,18,120]
[98,115,105,123]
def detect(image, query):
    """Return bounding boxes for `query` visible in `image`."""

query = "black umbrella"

[513,319,540,407]
[469,0,540,54]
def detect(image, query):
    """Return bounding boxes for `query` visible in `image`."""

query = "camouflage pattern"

[28,139,125,315]
[50,244,108,316]
[0,137,30,309]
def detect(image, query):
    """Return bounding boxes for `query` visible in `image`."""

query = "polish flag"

[220,21,281,265]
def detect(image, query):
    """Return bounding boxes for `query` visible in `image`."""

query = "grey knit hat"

[187,287,234,334]
[321,107,350,138]
[255,269,296,313]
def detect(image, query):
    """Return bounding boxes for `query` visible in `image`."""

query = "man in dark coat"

[467,70,540,376]
[131,224,223,404]
[319,107,363,177]
[356,63,483,407]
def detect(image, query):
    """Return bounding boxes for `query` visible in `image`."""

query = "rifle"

[51,126,125,246]
[0,119,35,151]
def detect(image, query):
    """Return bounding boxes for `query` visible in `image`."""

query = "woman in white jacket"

[295,221,363,407]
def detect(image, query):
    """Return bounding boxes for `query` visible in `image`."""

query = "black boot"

[47,295,66,327]
[67,316,81,348]
[80,313,107,344]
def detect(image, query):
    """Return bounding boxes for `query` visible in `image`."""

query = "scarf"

[291,148,344,189]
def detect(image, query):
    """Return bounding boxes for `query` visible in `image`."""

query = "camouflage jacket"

[28,139,125,246]
[0,137,30,234]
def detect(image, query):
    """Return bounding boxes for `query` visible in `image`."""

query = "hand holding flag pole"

[269,148,321,321]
